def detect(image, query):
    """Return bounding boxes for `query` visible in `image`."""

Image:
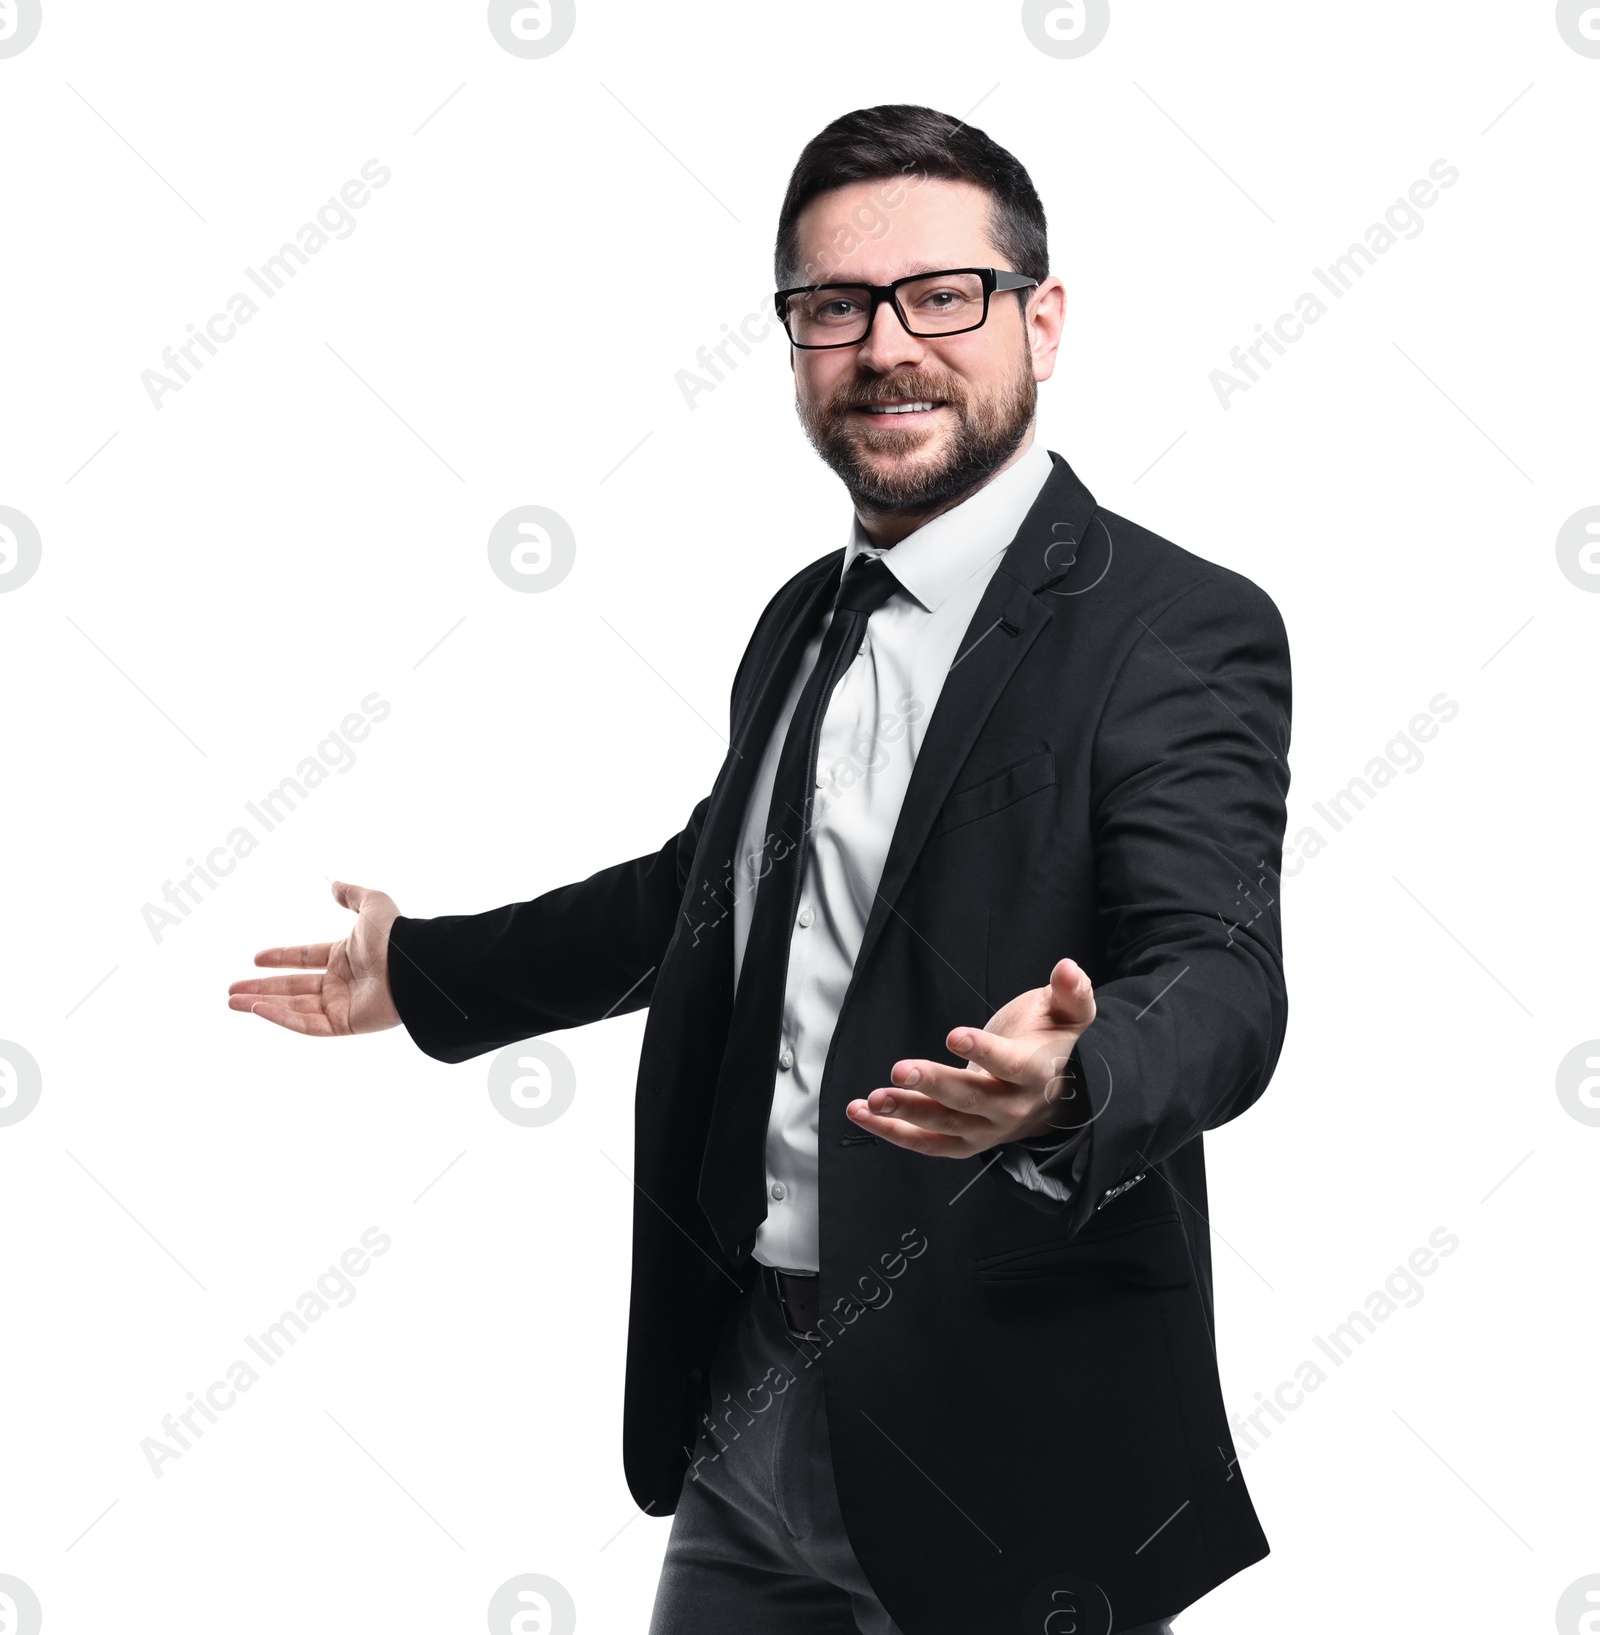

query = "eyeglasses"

[773,267,1039,349]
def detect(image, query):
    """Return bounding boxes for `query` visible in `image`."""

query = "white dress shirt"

[730,438,1089,1272]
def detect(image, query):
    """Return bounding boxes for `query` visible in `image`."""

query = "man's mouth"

[851,398,948,422]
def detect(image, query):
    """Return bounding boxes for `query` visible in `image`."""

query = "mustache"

[825,373,968,414]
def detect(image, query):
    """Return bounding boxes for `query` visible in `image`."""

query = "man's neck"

[851,428,1037,549]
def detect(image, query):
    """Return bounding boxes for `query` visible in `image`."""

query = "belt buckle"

[761,1264,823,1342]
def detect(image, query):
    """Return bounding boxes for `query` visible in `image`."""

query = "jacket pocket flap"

[935,750,1056,835]
[975,1212,1190,1289]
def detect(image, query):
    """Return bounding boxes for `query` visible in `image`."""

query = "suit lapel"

[684,553,841,949]
[844,453,1100,1001]
[729,555,841,751]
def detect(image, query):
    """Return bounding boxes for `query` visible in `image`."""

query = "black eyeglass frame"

[772,267,1040,349]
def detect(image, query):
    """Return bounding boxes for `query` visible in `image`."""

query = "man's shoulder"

[728,547,841,703]
[1091,503,1286,640]
[750,546,840,640]
[771,546,843,605]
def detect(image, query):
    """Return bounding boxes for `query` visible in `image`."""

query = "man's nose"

[854,296,925,373]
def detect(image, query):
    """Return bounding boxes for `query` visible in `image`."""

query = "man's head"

[775,105,1065,538]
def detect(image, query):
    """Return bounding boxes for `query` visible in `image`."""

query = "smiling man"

[231,106,1292,1635]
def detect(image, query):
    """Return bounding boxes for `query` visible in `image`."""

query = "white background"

[1,2,1596,1631]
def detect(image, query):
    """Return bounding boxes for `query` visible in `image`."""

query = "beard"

[796,355,1037,517]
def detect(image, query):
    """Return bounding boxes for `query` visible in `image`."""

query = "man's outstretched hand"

[845,957,1096,1157]
[227,881,402,1037]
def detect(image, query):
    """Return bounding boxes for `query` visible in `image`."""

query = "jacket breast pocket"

[933,750,1056,836]
[974,1213,1191,1291]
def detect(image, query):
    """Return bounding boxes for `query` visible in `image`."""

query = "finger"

[845,1098,977,1157]
[1047,957,1096,1025]
[878,1061,1025,1123]
[228,991,327,1016]
[858,1083,995,1138]
[333,880,378,915]
[228,974,324,997]
[941,1026,1042,1085]
[253,943,335,970]
[238,999,336,1037]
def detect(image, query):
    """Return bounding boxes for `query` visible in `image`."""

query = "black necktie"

[697,553,901,1260]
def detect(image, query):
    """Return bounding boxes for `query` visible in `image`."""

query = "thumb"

[1048,958,1095,1027]
[332,880,371,915]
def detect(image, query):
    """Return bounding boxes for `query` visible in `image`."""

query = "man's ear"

[1028,276,1067,383]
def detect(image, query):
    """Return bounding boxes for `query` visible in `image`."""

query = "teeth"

[869,401,938,414]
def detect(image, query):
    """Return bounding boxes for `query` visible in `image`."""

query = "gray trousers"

[648,1278,1176,1635]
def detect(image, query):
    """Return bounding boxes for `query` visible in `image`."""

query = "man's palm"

[846,958,1096,1155]
[227,880,401,1036]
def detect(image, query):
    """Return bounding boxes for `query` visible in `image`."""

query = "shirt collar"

[841,438,1054,613]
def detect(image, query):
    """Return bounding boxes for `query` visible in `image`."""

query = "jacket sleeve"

[386,797,709,1064]
[1035,569,1292,1237]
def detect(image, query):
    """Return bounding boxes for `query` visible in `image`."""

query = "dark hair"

[774,104,1048,290]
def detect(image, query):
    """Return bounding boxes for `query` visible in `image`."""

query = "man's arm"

[227,799,709,1057]
[227,557,814,1056]
[386,797,709,1063]
[1051,571,1291,1230]
[847,569,1292,1235]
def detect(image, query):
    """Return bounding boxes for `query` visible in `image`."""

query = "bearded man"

[232,104,1293,1635]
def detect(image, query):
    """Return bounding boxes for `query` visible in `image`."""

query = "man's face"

[787,177,1063,520]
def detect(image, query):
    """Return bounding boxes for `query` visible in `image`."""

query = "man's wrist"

[1014,1044,1091,1145]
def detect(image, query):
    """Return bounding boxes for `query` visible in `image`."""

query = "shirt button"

[797,906,814,928]
[858,640,868,656]
[815,770,828,788]
[770,1181,787,1201]
[778,1048,794,1070]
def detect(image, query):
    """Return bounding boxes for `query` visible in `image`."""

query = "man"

[230,106,1291,1635]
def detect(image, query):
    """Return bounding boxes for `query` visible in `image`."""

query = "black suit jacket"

[389,452,1292,1633]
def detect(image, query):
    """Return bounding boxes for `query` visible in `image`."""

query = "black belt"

[758,1264,822,1340]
